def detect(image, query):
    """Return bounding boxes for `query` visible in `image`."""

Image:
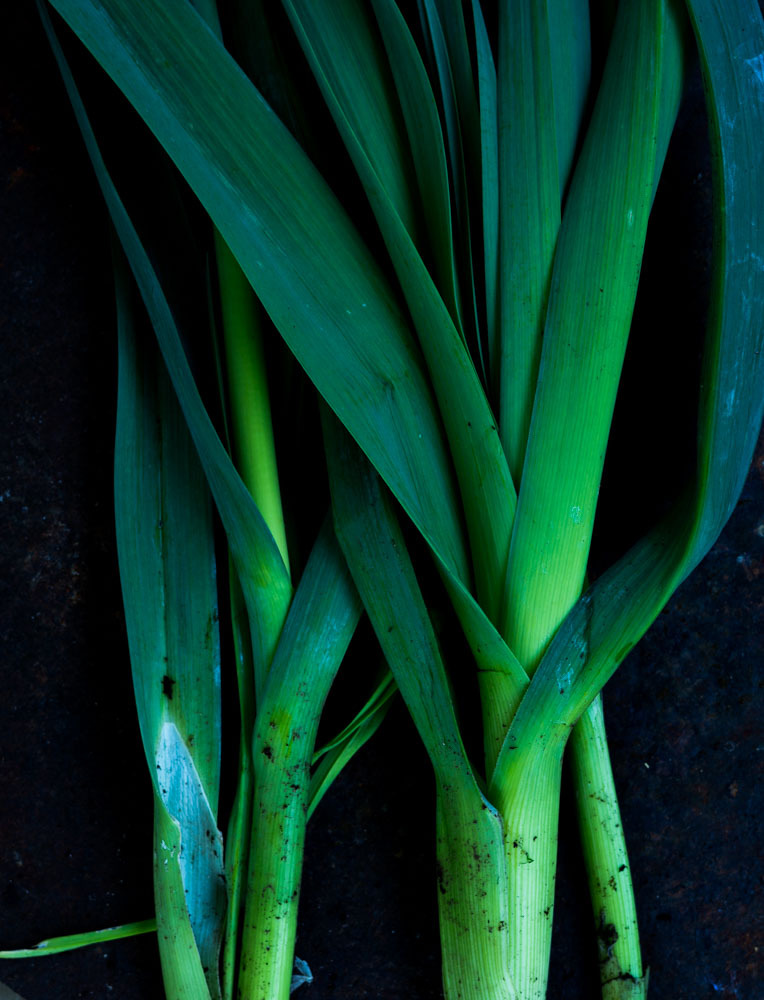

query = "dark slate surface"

[1,6,761,1000]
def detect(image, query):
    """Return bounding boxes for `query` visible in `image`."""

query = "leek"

[6,2,761,999]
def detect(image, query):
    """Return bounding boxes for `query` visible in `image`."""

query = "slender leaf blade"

[492,0,764,770]
[324,412,515,999]
[282,0,517,623]
[501,0,666,670]
[47,0,470,588]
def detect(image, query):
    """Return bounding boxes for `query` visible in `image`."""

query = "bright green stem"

[489,730,566,1000]
[222,562,256,1000]
[236,523,360,1000]
[222,750,252,1000]
[236,721,309,1000]
[570,695,647,1000]
[436,780,517,1000]
[195,0,288,576]
[214,229,289,573]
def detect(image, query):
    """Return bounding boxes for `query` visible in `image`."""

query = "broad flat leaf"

[417,0,467,230]
[281,0,422,243]
[42,0,292,696]
[324,413,515,999]
[498,0,564,483]
[417,0,487,378]
[682,0,764,560]
[471,0,500,378]
[500,0,672,671]
[45,0,527,724]
[549,0,592,196]
[47,0,470,591]
[492,0,764,786]
[497,0,591,483]
[111,253,224,999]
[283,0,517,625]
[370,0,464,331]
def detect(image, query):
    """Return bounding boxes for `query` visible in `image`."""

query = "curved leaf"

[47,0,470,589]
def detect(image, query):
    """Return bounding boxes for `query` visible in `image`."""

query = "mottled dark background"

[1,5,761,1000]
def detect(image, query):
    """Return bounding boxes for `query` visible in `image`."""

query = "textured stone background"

[1,5,761,999]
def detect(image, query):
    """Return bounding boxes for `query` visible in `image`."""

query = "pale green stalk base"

[489,733,566,1000]
[570,695,647,1000]
[154,797,219,1000]
[236,524,360,1000]
[221,746,253,1000]
[436,782,517,1000]
[236,733,308,1000]
[222,562,257,1000]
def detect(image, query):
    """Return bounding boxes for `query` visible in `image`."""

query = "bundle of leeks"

[4,2,761,999]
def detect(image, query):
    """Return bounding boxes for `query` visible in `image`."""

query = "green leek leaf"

[47,0,470,591]
[282,0,516,625]
[325,412,515,999]
[0,920,156,960]
[112,250,224,998]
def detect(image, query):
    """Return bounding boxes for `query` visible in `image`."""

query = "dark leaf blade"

[682,0,764,569]
[47,0,470,588]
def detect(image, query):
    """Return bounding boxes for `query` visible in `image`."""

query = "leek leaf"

[370,0,463,331]
[417,0,466,231]
[280,0,421,244]
[497,0,591,482]
[682,0,764,563]
[47,0,470,590]
[112,251,224,998]
[549,0,592,197]
[325,413,515,999]
[471,0,500,379]
[310,668,398,815]
[501,0,668,671]
[41,0,292,695]
[492,0,764,782]
[282,0,516,626]
[312,671,396,764]
[44,0,525,707]
[0,920,156,959]
[307,693,394,820]
[239,519,361,1000]
[497,0,563,483]
[418,0,486,379]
